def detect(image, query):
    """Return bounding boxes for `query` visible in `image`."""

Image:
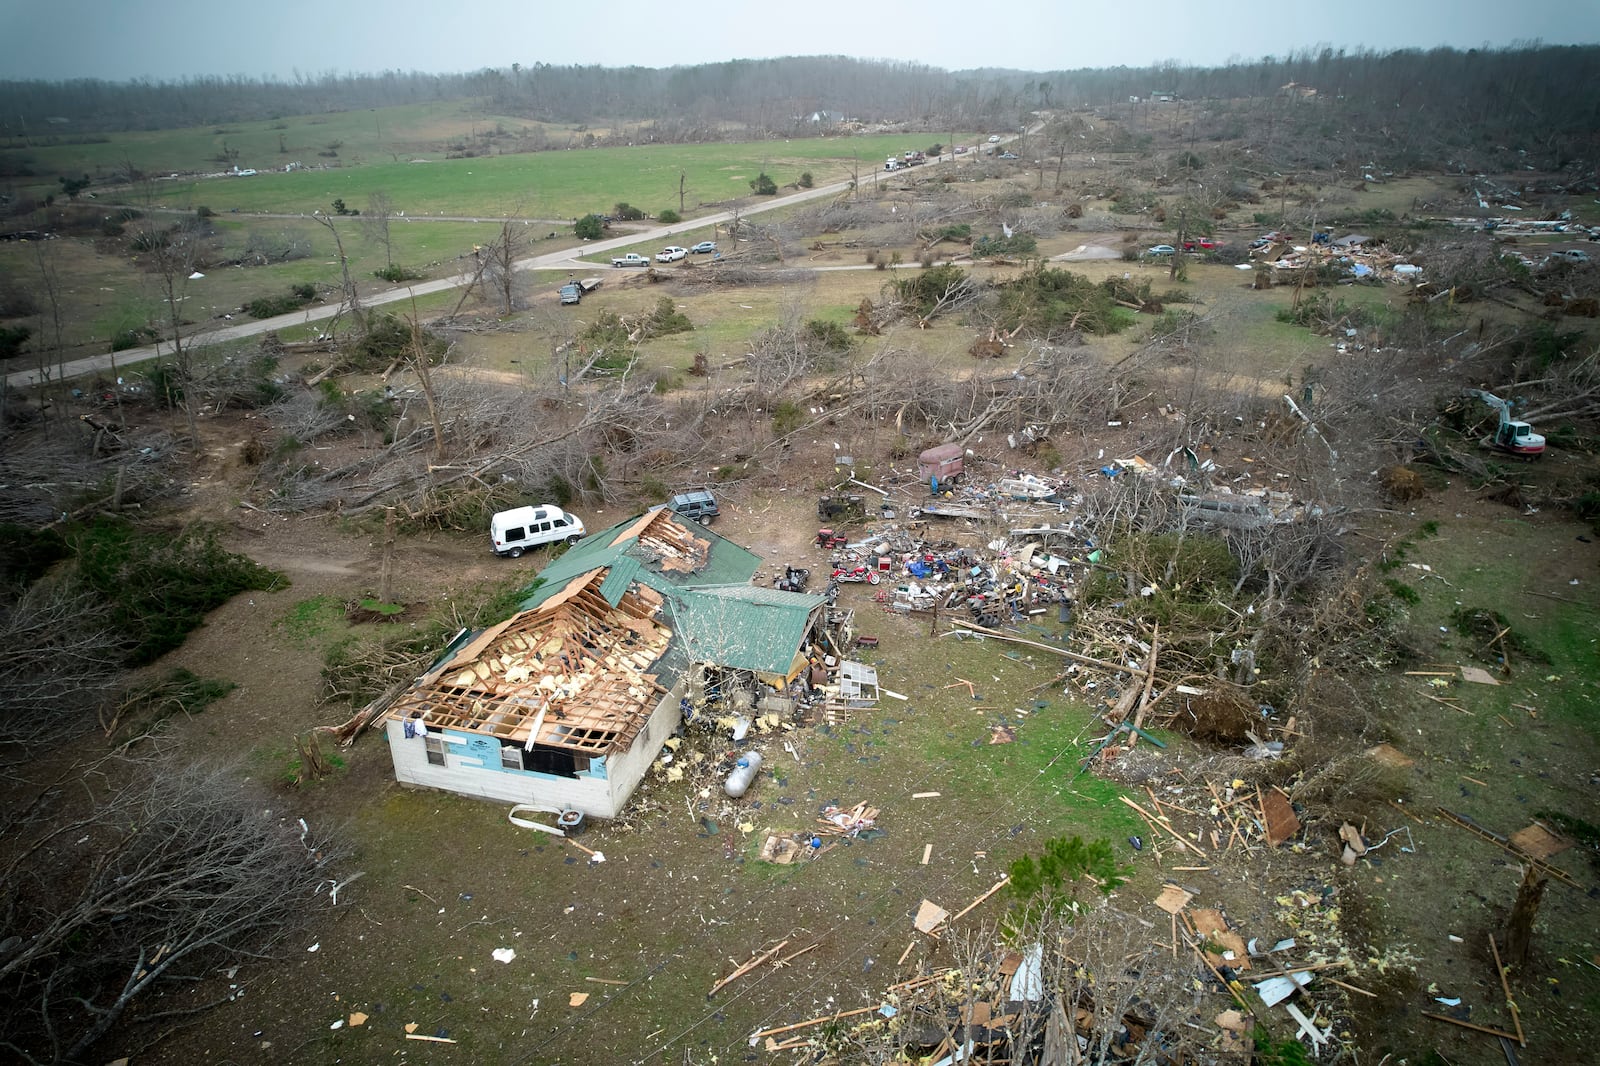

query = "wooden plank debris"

[1460,665,1501,685]
[709,939,790,996]
[1436,807,1581,888]
[1260,787,1301,845]
[1489,934,1527,1047]
[913,900,950,936]
[949,877,1010,923]
[1153,883,1194,915]
[1507,822,1571,860]
[1367,743,1416,768]
[1422,1011,1519,1041]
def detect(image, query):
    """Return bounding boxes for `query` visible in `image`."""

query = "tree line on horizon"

[2,45,1597,174]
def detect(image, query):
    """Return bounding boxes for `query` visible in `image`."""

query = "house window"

[424,736,446,766]
[500,745,523,770]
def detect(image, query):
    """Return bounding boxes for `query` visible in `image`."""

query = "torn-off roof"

[522,507,762,612]
[387,569,671,755]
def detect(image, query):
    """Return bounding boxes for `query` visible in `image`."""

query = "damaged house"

[383,507,826,817]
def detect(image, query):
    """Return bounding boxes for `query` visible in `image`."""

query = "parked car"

[667,488,719,525]
[987,134,1002,143]
[1144,244,1176,257]
[489,505,585,558]
[998,151,1018,160]
[690,241,717,254]
[656,246,687,263]
[611,252,650,268]
[558,282,582,305]
[1182,239,1219,251]
[1550,249,1591,264]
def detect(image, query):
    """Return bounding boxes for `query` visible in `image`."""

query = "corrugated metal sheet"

[597,556,641,606]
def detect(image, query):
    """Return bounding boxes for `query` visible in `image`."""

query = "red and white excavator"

[1462,389,1545,458]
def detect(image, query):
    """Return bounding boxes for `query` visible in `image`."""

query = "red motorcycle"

[831,563,881,585]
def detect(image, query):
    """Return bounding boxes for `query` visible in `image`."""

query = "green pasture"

[4,101,577,189]
[95,132,980,223]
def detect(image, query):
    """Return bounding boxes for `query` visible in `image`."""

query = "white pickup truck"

[611,252,650,268]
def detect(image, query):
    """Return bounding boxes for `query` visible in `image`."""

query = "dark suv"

[667,488,719,525]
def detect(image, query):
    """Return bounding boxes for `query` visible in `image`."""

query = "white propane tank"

[724,752,763,798]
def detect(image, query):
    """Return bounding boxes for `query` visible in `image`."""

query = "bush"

[195,205,215,219]
[749,172,778,196]
[802,318,852,353]
[0,324,31,360]
[574,213,604,240]
[245,284,316,319]
[344,314,447,372]
[613,203,646,222]
[373,264,422,282]
[110,326,158,352]
[642,296,693,338]
[973,232,1038,257]
[771,400,805,436]
[798,171,813,189]
[658,208,681,224]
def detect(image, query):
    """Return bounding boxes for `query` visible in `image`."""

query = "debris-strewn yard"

[4,91,1600,1066]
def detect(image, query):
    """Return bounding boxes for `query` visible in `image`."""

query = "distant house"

[1149,90,1177,103]
[383,507,826,818]
[807,110,846,124]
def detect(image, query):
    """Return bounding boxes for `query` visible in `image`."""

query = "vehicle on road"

[666,488,719,525]
[656,246,687,263]
[611,252,650,268]
[1144,244,1176,257]
[690,241,717,254]
[987,134,1002,143]
[998,152,1018,160]
[884,158,901,171]
[490,505,586,558]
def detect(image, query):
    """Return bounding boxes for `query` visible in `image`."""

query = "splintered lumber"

[1126,624,1161,742]
[1489,934,1526,1047]
[751,1003,883,1041]
[947,620,1150,676]
[1422,1012,1519,1041]
[405,1033,459,1043]
[949,877,1010,923]
[897,939,918,966]
[709,939,789,996]
[1120,796,1206,856]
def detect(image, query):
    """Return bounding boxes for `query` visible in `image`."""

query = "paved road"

[4,136,1031,389]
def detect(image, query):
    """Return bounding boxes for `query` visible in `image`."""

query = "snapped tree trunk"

[1503,865,1546,968]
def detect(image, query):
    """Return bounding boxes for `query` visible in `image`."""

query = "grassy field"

[136,134,981,222]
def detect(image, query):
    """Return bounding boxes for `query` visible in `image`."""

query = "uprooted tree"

[0,758,346,1064]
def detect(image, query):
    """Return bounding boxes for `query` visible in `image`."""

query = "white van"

[489,505,586,558]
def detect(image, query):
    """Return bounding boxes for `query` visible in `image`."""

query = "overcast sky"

[4,0,1597,82]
